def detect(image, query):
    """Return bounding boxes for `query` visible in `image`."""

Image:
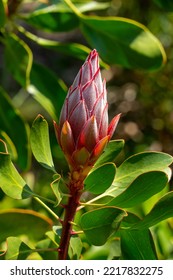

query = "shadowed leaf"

[80,207,127,246]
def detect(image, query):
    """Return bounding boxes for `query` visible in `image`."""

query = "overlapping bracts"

[54,49,120,171]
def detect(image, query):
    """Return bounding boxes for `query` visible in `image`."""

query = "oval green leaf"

[0,87,30,170]
[0,152,33,199]
[114,151,173,189]
[0,209,53,243]
[81,16,166,70]
[30,114,55,172]
[132,191,173,230]
[84,163,116,194]
[4,33,33,88]
[80,206,127,246]
[109,171,168,208]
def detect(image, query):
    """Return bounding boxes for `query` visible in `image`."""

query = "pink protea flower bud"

[54,49,120,176]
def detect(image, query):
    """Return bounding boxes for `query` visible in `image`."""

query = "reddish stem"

[58,184,82,260]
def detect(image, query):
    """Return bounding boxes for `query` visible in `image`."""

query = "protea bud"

[54,49,120,178]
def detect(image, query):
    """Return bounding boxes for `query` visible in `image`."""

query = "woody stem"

[58,185,82,260]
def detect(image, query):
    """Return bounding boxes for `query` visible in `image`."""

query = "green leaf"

[0,0,6,28]
[132,191,173,230]
[82,151,172,207]
[120,213,157,259]
[0,209,53,243]
[45,230,60,247]
[28,63,67,121]
[84,163,116,194]
[24,5,79,32]
[22,1,109,32]
[50,174,63,205]
[69,236,83,260]
[0,87,30,170]
[76,1,110,13]
[114,151,173,190]
[30,114,56,172]
[109,171,168,208]
[35,238,57,260]
[5,237,33,260]
[80,206,127,246]
[41,41,91,62]
[120,229,157,260]
[94,140,124,167]
[0,151,34,199]
[17,26,107,68]
[81,16,166,70]
[153,0,173,11]
[0,131,17,161]
[4,33,33,88]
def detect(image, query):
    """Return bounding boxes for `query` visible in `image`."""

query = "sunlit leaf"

[132,191,173,230]
[30,114,56,172]
[45,230,60,247]
[84,163,116,194]
[4,33,33,88]
[0,151,34,200]
[81,16,166,70]
[109,171,168,208]
[80,152,172,207]
[77,1,110,13]
[80,206,127,246]
[0,209,53,243]
[0,87,30,170]
[5,237,33,260]
[114,151,173,189]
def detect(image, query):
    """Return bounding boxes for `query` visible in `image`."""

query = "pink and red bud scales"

[54,49,120,175]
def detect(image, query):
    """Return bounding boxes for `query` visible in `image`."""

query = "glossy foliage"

[0,0,173,260]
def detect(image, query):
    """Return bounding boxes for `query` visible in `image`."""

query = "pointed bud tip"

[108,113,121,139]
[88,49,98,59]
[60,121,75,155]
[53,120,60,144]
